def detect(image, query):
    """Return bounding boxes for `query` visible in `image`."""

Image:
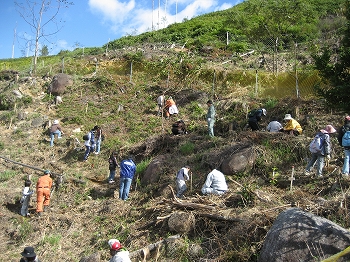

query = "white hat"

[284,114,293,120]
[53,120,59,125]
[325,125,336,134]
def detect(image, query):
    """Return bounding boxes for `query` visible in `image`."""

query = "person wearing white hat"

[49,119,63,146]
[108,239,131,262]
[248,108,266,131]
[305,125,337,177]
[281,114,302,135]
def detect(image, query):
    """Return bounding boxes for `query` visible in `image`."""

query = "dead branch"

[129,234,181,260]
[197,213,241,222]
[171,200,216,211]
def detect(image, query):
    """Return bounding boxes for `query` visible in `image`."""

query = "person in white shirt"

[108,239,131,262]
[267,117,283,132]
[201,168,228,195]
[175,166,190,198]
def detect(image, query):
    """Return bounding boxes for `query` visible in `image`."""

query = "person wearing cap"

[305,125,337,177]
[20,246,41,262]
[201,167,228,195]
[206,100,216,136]
[164,96,179,119]
[119,156,136,201]
[49,119,63,147]
[108,239,131,262]
[36,170,53,216]
[175,166,191,198]
[108,151,120,184]
[281,114,302,135]
[337,116,350,177]
[248,108,266,131]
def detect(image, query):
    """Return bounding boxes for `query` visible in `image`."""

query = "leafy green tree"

[40,45,49,56]
[313,0,350,111]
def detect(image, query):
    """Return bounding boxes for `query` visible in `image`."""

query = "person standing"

[305,125,336,177]
[49,119,63,147]
[108,239,131,262]
[157,93,165,116]
[206,100,216,137]
[20,179,34,217]
[281,114,303,135]
[338,116,350,177]
[201,168,228,195]
[119,156,136,201]
[267,116,283,132]
[248,108,266,131]
[20,246,41,262]
[175,166,191,198]
[94,125,103,155]
[108,151,120,184]
[36,170,53,216]
[83,128,96,162]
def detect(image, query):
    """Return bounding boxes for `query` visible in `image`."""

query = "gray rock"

[221,146,255,174]
[48,73,73,95]
[79,252,100,262]
[31,117,45,128]
[258,208,350,262]
[168,212,195,233]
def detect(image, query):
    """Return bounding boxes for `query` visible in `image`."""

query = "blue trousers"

[119,177,132,200]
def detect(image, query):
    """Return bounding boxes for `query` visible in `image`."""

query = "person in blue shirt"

[119,156,136,201]
[248,108,266,131]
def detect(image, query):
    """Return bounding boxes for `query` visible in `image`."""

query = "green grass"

[0,170,17,182]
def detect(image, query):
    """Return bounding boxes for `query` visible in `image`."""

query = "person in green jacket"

[206,100,216,137]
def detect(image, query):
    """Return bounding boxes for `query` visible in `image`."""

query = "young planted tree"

[15,0,73,73]
[313,0,350,111]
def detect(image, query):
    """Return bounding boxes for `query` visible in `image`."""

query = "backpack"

[248,109,257,118]
[342,128,350,147]
[309,133,325,153]
[172,120,187,135]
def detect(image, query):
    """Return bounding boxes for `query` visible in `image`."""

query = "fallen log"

[129,234,181,260]
[197,213,241,222]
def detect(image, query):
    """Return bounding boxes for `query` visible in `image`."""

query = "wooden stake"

[290,166,295,191]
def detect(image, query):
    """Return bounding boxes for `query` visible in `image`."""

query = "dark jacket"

[248,109,264,123]
[338,121,350,150]
[108,155,119,170]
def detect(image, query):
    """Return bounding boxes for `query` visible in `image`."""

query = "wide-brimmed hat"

[21,246,36,258]
[284,114,293,120]
[108,239,121,251]
[53,119,59,125]
[325,125,336,134]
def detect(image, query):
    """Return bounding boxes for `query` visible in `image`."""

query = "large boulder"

[168,212,195,233]
[141,155,169,184]
[220,146,255,175]
[258,208,350,262]
[48,73,73,95]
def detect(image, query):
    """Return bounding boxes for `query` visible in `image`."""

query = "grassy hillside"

[0,0,349,261]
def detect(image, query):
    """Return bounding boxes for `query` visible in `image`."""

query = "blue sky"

[0,0,243,60]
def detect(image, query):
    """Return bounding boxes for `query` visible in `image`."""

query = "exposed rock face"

[141,155,169,184]
[79,252,100,262]
[168,212,195,233]
[220,145,256,175]
[48,73,73,95]
[258,208,350,262]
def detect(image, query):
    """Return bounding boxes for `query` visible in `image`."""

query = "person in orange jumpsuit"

[36,170,53,216]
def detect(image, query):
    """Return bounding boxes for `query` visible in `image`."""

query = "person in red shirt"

[36,170,53,216]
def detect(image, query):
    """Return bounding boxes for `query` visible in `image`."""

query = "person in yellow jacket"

[281,114,303,136]
[36,170,53,216]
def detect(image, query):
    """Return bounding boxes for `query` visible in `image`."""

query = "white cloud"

[89,0,238,38]
[88,0,135,23]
